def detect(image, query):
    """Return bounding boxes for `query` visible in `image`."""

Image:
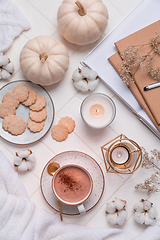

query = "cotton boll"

[18,149,30,159]
[134,212,145,224]
[27,152,36,164]
[143,200,152,211]
[134,202,144,213]
[17,160,29,171]
[27,160,36,170]
[106,201,116,214]
[107,213,118,225]
[3,61,14,73]
[13,149,36,171]
[14,155,22,166]
[148,206,158,219]
[117,210,127,225]
[72,69,82,82]
[0,69,11,79]
[114,198,126,210]
[87,79,99,91]
[81,67,92,78]
[144,212,155,225]
[0,53,8,66]
[74,80,88,92]
[88,70,98,80]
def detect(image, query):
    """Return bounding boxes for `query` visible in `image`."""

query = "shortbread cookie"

[3,115,26,135]
[22,88,37,106]
[29,108,47,123]
[0,102,16,118]
[13,84,29,102]
[2,92,20,108]
[30,95,46,111]
[27,118,45,132]
[59,116,75,133]
[51,123,68,142]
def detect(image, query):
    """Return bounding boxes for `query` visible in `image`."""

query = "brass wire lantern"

[101,134,142,174]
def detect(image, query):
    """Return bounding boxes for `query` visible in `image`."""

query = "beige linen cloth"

[0,150,160,240]
[109,20,160,130]
[0,0,30,53]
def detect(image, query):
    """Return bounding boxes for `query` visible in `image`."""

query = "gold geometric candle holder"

[101,134,142,174]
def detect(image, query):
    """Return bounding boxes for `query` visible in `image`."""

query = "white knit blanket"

[0,150,160,240]
[0,0,30,53]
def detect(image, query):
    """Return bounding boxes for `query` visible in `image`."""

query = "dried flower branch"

[141,147,160,169]
[135,171,160,194]
[135,148,160,194]
[120,33,160,85]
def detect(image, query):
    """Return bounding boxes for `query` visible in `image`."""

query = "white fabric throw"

[0,0,30,53]
[0,150,160,240]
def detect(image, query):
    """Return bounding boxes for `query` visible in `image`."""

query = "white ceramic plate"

[40,151,105,215]
[0,80,54,145]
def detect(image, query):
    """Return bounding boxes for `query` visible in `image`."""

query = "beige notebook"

[114,20,160,125]
[108,52,160,132]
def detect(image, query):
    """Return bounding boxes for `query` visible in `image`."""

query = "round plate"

[40,151,105,215]
[0,80,54,145]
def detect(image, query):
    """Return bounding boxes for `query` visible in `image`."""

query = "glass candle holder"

[101,134,142,174]
[80,93,116,129]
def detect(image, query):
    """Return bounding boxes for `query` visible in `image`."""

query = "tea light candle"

[80,93,116,128]
[111,146,129,164]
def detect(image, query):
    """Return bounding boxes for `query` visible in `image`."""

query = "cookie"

[30,95,46,111]
[3,115,26,135]
[29,108,47,123]
[22,88,37,106]
[0,102,16,118]
[13,84,29,102]
[51,123,68,142]
[59,116,75,133]
[27,118,45,132]
[2,92,20,108]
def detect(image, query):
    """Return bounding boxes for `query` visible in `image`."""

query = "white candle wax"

[111,146,129,164]
[80,93,116,128]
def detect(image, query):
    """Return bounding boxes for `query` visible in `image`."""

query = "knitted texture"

[0,0,30,53]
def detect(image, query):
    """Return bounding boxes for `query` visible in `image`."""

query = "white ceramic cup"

[51,164,93,214]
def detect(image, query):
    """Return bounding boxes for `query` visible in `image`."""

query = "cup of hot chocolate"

[51,164,93,214]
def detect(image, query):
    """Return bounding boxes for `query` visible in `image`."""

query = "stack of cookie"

[51,116,75,141]
[0,84,47,135]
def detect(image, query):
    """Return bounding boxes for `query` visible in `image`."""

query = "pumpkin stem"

[75,1,86,16]
[39,52,48,62]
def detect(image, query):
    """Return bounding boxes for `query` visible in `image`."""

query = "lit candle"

[111,146,129,164]
[80,93,116,128]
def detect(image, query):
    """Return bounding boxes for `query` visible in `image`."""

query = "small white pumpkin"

[57,0,109,45]
[20,36,69,86]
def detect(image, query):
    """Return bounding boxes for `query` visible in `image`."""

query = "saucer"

[40,151,105,215]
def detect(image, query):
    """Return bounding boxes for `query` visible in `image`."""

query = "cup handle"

[77,203,86,214]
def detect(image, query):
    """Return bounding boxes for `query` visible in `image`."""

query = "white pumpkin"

[20,36,69,86]
[57,0,109,45]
